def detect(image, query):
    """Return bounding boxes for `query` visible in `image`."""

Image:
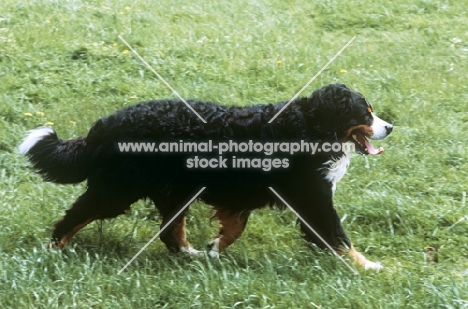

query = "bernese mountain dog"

[19,83,392,271]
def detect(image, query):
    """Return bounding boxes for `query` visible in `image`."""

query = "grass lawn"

[1,0,468,307]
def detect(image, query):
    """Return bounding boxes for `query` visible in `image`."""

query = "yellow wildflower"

[340,69,348,73]
[36,111,45,116]
[69,120,76,125]
[24,112,33,117]
[276,60,283,65]
[44,122,54,126]
[122,49,130,55]
[125,6,131,10]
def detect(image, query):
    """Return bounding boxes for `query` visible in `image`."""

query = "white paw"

[180,246,205,256]
[208,250,219,258]
[207,238,220,258]
[364,260,383,271]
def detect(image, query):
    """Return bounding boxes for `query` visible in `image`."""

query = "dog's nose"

[385,125,393,134]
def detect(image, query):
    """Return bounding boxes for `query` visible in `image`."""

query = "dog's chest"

[323,154,350,194]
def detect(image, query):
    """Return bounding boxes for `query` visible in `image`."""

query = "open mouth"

[350,131,384,155]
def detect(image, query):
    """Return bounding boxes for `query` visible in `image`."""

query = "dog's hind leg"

[49,189,136,249]
[158,210,202,255]
[152,194,202,255]
[207,208,250,258]
[49,190,98,249]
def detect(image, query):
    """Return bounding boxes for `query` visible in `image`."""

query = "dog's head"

[302,84,393,155]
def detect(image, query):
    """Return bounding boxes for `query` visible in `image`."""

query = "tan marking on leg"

[50,217,96,249]
[345,245,383,271]
[171,216,190,248]
[171,217,201,255]
[160,216,201,255]
[208,209,249,255]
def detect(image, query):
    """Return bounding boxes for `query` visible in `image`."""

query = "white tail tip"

[18,126,55,155]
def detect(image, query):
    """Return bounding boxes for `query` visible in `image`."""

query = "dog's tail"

[19,127,90,184]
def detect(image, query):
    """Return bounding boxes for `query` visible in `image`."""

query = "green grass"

[1,0,468,307]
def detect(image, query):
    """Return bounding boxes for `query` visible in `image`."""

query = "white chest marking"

[323,154,350,194]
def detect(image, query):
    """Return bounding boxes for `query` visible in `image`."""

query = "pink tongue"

[364,139,384,155]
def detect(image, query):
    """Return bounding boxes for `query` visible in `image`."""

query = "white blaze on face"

[370,113,392,140]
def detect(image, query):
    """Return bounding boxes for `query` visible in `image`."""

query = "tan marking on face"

[343,124,374,140]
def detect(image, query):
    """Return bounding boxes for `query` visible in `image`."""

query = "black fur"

[22,84,380,253]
